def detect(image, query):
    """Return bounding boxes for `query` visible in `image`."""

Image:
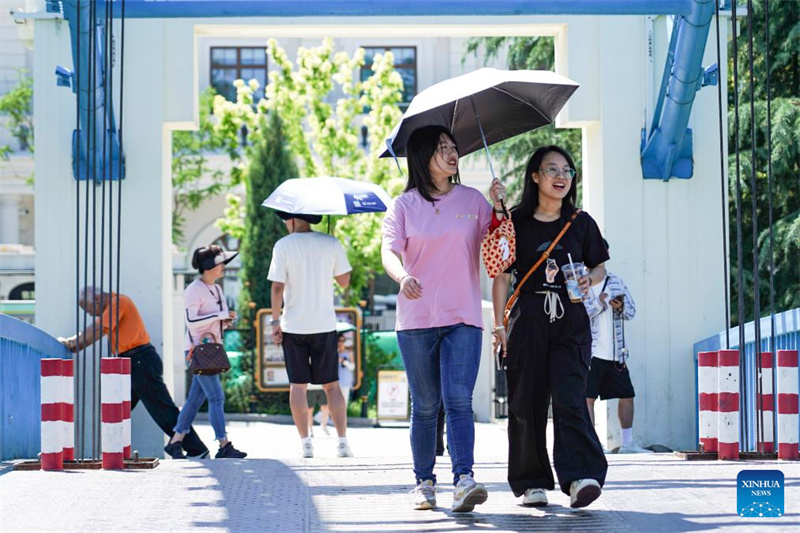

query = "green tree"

[236,112,297,341]
[171,87,230,244]
[214,39,405,305]
[728,1,800,324]
[0,68,34,174]
[463,37,582,202]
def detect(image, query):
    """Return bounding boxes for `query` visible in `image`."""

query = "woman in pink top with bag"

[381,125,505,512]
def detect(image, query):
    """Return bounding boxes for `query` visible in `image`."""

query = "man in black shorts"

[584,255,652,454]
[268,211,353,458]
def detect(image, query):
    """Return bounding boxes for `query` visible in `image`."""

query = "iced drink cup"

[561,263,587,303]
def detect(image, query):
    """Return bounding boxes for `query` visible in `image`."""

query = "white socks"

[302,436,312,446]
[621,427,634,447]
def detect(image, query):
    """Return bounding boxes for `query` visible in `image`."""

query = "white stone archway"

[34,14,728,454]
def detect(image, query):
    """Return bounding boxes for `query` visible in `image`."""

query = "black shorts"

[282,331,338,385]
[586,357,636,400]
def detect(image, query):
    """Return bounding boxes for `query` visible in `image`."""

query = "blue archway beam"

[640,0,717,181]
[60,0,124,182]
[102,0,692,18]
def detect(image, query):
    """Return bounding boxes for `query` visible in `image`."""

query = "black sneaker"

[186,450,210,459]
[164,441,186,459]
[215,442,247,459]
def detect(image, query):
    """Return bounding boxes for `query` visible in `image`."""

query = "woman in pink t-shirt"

[381,125,505,513]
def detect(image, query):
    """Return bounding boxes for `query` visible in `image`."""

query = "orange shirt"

[100,293,150,354]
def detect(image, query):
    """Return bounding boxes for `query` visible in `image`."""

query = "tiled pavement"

[1,420,798,532]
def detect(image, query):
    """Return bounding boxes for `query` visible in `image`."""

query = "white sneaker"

[336,442,354,458]
[411,479,437,510]
[569,479,601,509]
[618,443,654,454]
[522,488,548,507]
[452,474,488,512]
[301,439,314,458]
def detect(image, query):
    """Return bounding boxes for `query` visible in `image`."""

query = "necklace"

[432,183,455,215]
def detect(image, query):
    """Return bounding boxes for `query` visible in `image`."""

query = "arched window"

[9,282,35,300]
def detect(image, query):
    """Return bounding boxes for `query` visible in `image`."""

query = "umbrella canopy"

[380,68,579,159]
[262,177,392,216]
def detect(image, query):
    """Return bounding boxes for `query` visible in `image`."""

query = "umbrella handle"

[469,95,501,199]
[385,138,404,177]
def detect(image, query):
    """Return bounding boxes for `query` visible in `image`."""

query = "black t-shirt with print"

[506,209,609,296]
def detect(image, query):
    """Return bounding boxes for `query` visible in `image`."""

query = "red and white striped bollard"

[121,357,131,459]
[777,349,799,460]
[41,359,64,470]
[697,351,718,452]
[717,349,740,460]
[100,358,126,469]
[62,359,75,461]
[757,352,774,454]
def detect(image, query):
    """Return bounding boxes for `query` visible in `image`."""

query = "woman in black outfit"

[491,145,608,509]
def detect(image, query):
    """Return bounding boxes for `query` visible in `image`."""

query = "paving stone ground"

[2,420,799,532]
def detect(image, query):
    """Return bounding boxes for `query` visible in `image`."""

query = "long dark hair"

[513,145,579,220]
[191,244,223,273]
[405,125,461,203]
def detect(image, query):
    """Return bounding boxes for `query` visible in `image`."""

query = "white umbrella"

[262,177,392,215]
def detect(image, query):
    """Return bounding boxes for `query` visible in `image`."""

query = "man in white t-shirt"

[268,211,353,458]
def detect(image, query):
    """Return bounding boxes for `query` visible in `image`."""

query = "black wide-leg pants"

[504,292,607,496]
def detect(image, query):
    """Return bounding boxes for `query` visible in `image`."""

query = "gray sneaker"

[522,488,548,507]
[452,474,488,512]
[411,479,437,510]
[337,442,354,457]
[301,439,314,458]
[569,478,601,508]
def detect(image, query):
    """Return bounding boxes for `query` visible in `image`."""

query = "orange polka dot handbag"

[481,210,516,278]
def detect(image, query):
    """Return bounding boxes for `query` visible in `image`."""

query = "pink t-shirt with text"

[382,185,492,331]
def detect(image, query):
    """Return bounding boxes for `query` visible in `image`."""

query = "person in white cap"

[166,244,247,459]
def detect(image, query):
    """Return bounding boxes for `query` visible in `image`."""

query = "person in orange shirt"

[61,287,210,458]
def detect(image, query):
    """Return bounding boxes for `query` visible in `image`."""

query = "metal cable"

[90,0,99,460]
[115,0,126,357]
[746,0,763,454]
[763,0,778,456]
[714,0,730,349]
[731,0,748,449]
[75,0,83,463]
[106,0,115,359]
[99,0,108,364]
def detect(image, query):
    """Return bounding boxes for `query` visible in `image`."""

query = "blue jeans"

[174,352,227,441]
[397,323,482,486]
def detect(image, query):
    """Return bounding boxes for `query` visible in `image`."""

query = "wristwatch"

[270,319,281,326]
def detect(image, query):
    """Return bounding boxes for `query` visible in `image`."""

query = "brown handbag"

[187,285,231,376]
[503,210,580,329]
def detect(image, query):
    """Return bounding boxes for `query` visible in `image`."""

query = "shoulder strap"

[503,209,581,327]
[186,284,225,346]
[216,285,224,341]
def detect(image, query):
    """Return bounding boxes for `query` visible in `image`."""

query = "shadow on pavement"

[185,458,327,533]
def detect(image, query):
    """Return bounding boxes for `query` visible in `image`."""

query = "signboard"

[255,307,362,392]
[376,369,410,421]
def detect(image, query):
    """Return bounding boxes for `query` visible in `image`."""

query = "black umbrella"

[380,68,579,181]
